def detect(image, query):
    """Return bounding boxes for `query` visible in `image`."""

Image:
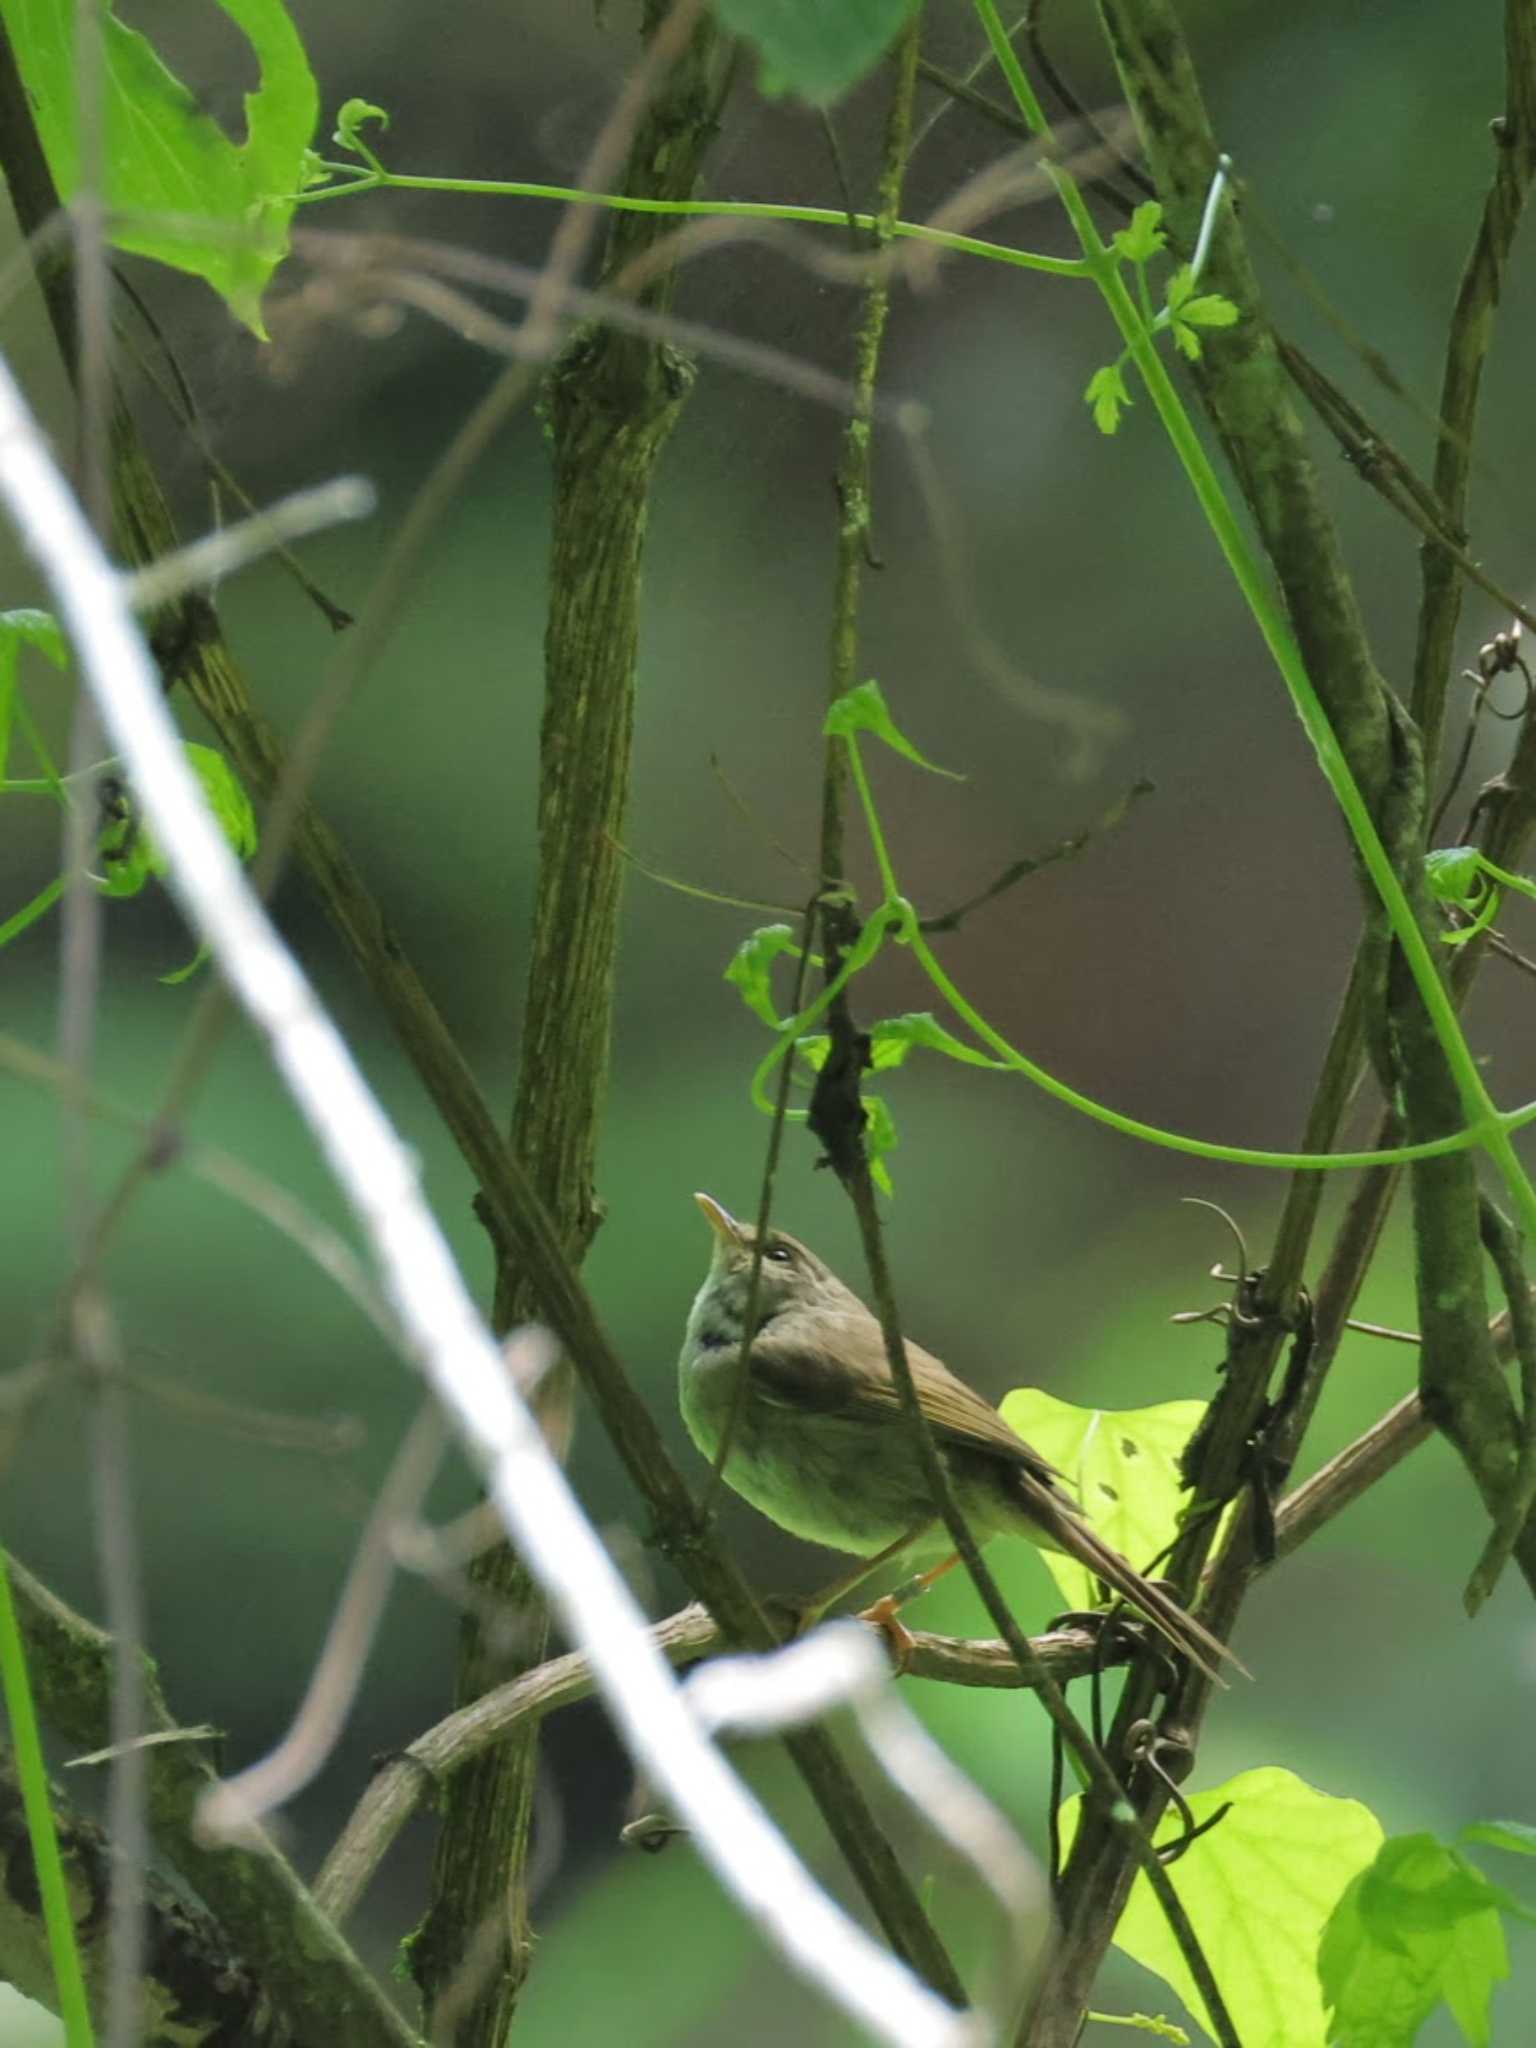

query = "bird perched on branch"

[679,1192,1240,1683]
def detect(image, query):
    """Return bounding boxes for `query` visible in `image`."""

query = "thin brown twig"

[705,894,820,1508]
[814,21,1238,2041]
[919,778,1154,933]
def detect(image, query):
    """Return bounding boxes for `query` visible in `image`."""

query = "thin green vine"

[970,0,1536,1247]
[296,161,1089,280]
[736,713,1536,1176]
[0,1546,94,2046]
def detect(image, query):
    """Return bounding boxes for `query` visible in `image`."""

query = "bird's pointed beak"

[694,1191,746,1247]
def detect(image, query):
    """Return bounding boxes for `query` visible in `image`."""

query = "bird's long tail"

[1050,1507,1247,1687]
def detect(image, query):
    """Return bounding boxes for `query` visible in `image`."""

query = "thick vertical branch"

[1023,0,1495,2036]
[412,12,727,2041]
[1410,0,1536,763]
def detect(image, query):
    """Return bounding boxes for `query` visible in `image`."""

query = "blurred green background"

[3,0,1536,2040]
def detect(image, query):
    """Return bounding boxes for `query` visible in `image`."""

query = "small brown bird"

[679,1193,1238,1682]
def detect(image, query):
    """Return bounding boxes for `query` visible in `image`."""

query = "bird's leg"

[858,1545,964,1670]
[790,1524,929,1635]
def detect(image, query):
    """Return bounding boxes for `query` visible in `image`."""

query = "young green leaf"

[333,96,390,157]
[1111,201,1167,267]
[1177,294,1239,333]
[0,608,66,785]
[98,744,259,901]
[1169,297,1240,362]
[863,1092,898,1194]
[724,924,804,1028]
[712,0,919,106]
[869,1012,1004,1070]
[996,1390,1213,1610]
[823,680,962,778]
[1463,1819,1536,1859]
[1062,1768,1384,2048]
[0,0,319,336]
[1321,1834,1512,2047]
[1426,846,1489,906]
[186,743,259,861]
[1085,362,1132,436]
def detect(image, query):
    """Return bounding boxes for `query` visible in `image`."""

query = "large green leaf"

[1321,1834,1513,2047]
[997,1388,1210,1608]
[0,0,318,333]
[712,0,919,105]
[1063,1767,1384,2046]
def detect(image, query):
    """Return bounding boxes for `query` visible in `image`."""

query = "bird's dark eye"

[763,1243,794,1264]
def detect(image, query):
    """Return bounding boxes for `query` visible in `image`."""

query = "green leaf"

[1111,202,1166,266]
[1169,289,1239,363]
[1426,846,1489,907]
[333,96,389,156]
[712,0,919,105]
[864,1092,897,1193]
[1085,362,1132,436]
[1464,1819,1536,1858]
[870,1012,1001,1069]
[823,680,961,778]
[1165,264,1194,311]
[0,0,320,335]
[97,743,258,901]
[1322,1834,1511,2047]
[186,743,258,860]
[1170,320,1204,362]
[0,609,66,667]
[1178,293,1239,332]
[724,924,803,1028]
[1063,1768,1383,2047]
[0,607,66,784]
[996,1390,1210,1608]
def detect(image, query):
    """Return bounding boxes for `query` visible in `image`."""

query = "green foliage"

[1163,266,1240,362]
[97,743,258,901]
[723,923,805,1028]
[333,95,389,158]
[1319,1832,1531,2045]
[1086,362,1133,436]
[797,1010,1004,1077]
[1081,202,1238,431]
[711,0,920,106]
[1111,202,1169,266]
[823,678,961,778]
[0,607,66,786]
[996,1390,1209,1607]
[0,0,318,335]
[1425,845,1536,945]
[1064,1768,1384,2046]
[1463,1819,1536,1857]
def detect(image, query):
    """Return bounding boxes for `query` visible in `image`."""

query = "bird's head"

[691,1192,860,1323]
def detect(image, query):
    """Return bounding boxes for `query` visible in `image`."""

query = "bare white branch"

[0,351,975,2048]
[121,477,376,609]
[691,1623,1044,2028]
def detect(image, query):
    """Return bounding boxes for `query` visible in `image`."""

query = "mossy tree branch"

[411,11,731,2041]
[0,1745,286,2046]
[4,1556,419,2048]
[1022,1,1536,2038]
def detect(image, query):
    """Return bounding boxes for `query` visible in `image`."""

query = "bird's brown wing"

[749,1308,1068,1492]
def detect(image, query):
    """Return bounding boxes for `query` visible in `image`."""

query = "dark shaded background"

[4,1,1535,2040]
